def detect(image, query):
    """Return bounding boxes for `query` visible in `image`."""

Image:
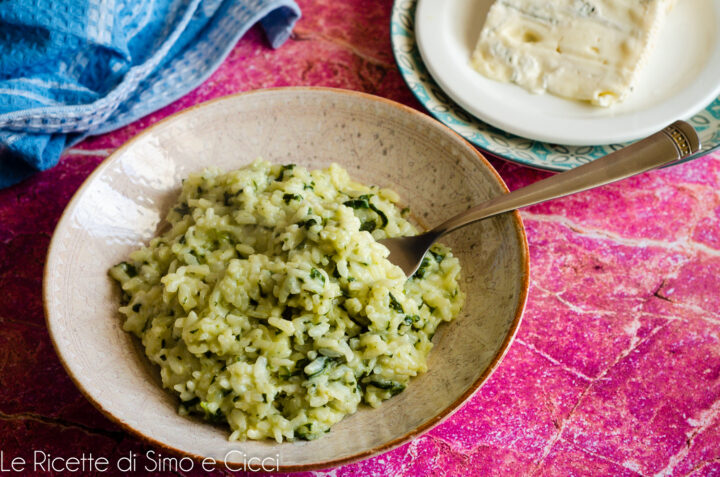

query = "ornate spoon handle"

[434,121,700,237]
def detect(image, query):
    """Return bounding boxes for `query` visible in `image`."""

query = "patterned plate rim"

[389,0,720,171]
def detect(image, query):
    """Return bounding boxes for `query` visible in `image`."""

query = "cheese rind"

[470,0,673,107]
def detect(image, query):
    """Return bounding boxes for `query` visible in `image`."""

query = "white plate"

[415,0,720,146]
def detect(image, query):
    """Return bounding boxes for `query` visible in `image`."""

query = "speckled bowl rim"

[43,87,530,472]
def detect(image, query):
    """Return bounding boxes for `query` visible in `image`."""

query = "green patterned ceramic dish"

[390,0,720,171]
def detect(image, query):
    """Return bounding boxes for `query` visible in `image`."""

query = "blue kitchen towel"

[0,0,301,188]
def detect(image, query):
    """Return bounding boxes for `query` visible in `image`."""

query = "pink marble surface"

[2,1,720,475]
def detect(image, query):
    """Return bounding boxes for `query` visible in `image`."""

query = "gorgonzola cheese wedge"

[470,0,675,106]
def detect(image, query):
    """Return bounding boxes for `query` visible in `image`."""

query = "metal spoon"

[379,120,701,277]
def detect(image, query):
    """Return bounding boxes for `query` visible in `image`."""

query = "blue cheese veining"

[470,0,675,107]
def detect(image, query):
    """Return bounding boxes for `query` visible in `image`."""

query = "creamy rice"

[109,160,464,442]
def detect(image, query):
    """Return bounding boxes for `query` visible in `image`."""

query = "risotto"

[109,160,464,442]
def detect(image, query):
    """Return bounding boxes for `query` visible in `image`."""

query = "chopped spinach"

[278,366,292,380]
[276,164,296,181]
[413,257,432,279]
[343,194,372,209]
[388,293,404,314]
[298,218,318,229]
[310,268,325,284]
[223,189,242,206]
[369,204,388,228]
[422,300,436,314]
[174,202,190,216]
[182,397,200,407]
[404,315,420,327]
[118,262,138,278]
[429,250,445,263]
[303,356,329,377]
[283,193,302,204]
[199,401,224,423]
[360,220,376,232]
[295,423,314,440]
[282,306,298,321]
[368,378,406,396]
[348,314,371,330]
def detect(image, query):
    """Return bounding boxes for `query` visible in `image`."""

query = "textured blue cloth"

[0,0,300,188]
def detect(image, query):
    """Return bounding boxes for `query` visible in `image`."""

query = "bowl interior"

[44,88,528,470]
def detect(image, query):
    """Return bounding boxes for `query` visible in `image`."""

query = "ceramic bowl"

[44,87,529,471]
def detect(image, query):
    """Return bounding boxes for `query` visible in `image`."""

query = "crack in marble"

[642,259,720,326]
[0,231,52,266]
[521,212,720,258]
[397,436,430,475]
[530,318,675,474]
[622,313,646,354]
[356,63,386,94]
[65,148,113,157]
[426,434,472,469]
[676,184,716,256]
[431,433,533,474]
[540,391,561,431]
[683,456,720,477]
[384,434,474,475]
[427,432,477,460]
[665,302,720,327]
[652,280,672,302]
[516,338,594,381]
[291,28,395,69]
[1,230,51,241]
[527,213,720,323]
[674,182,720,206]
[557,436,648,477]
[531,280,617,316]
[205,467,234,477]
[0,409,125,443]
[0,314,45,330]
[529,280,689,349]
[654,396,720,476]
[311,469,340,477]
